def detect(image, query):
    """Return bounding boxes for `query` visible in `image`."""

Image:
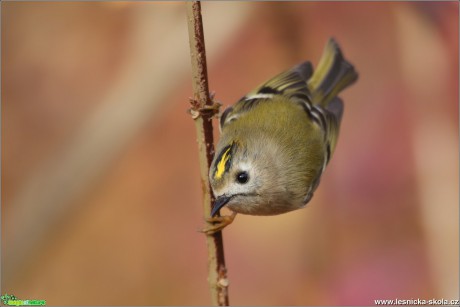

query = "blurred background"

[1,1,458,305]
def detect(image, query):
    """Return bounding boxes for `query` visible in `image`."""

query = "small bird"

[204,38,358,234]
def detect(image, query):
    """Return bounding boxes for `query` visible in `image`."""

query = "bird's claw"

[200,212,236,235]
[188,93,221,119]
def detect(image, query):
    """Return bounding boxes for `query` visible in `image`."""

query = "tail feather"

[323,97,344,158]
[308,38,358,106]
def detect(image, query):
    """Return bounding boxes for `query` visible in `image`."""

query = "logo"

[1,294,46,306]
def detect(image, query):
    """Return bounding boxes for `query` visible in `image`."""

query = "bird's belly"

[226,199,304,216]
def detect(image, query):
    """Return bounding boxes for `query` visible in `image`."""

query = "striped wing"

[219,38,357,164]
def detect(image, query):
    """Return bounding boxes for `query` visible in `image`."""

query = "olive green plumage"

[209,38,358,218]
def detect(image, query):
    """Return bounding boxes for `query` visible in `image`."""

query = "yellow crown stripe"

[215,146,232,179]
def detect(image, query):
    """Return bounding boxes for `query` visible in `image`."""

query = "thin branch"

[186,2,229,306]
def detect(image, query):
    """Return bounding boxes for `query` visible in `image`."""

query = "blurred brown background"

[1,1,458,305]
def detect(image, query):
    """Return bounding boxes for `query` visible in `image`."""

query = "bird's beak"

[211,195,233,217]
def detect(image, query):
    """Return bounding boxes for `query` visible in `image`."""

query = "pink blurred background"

[2,1,458,305]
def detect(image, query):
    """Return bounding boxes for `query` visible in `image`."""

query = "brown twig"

[186,2,229,306]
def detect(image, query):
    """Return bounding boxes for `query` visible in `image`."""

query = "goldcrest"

[204,38,358,234]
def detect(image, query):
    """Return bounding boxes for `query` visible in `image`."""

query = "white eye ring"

[236,171,249,184]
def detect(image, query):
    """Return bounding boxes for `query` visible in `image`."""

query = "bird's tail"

[307,38,358,107]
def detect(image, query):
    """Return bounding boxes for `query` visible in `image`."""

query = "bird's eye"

[236,171,249,184]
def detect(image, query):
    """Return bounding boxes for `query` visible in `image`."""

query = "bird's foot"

[188,92,221,119]
[201,212,237,235]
